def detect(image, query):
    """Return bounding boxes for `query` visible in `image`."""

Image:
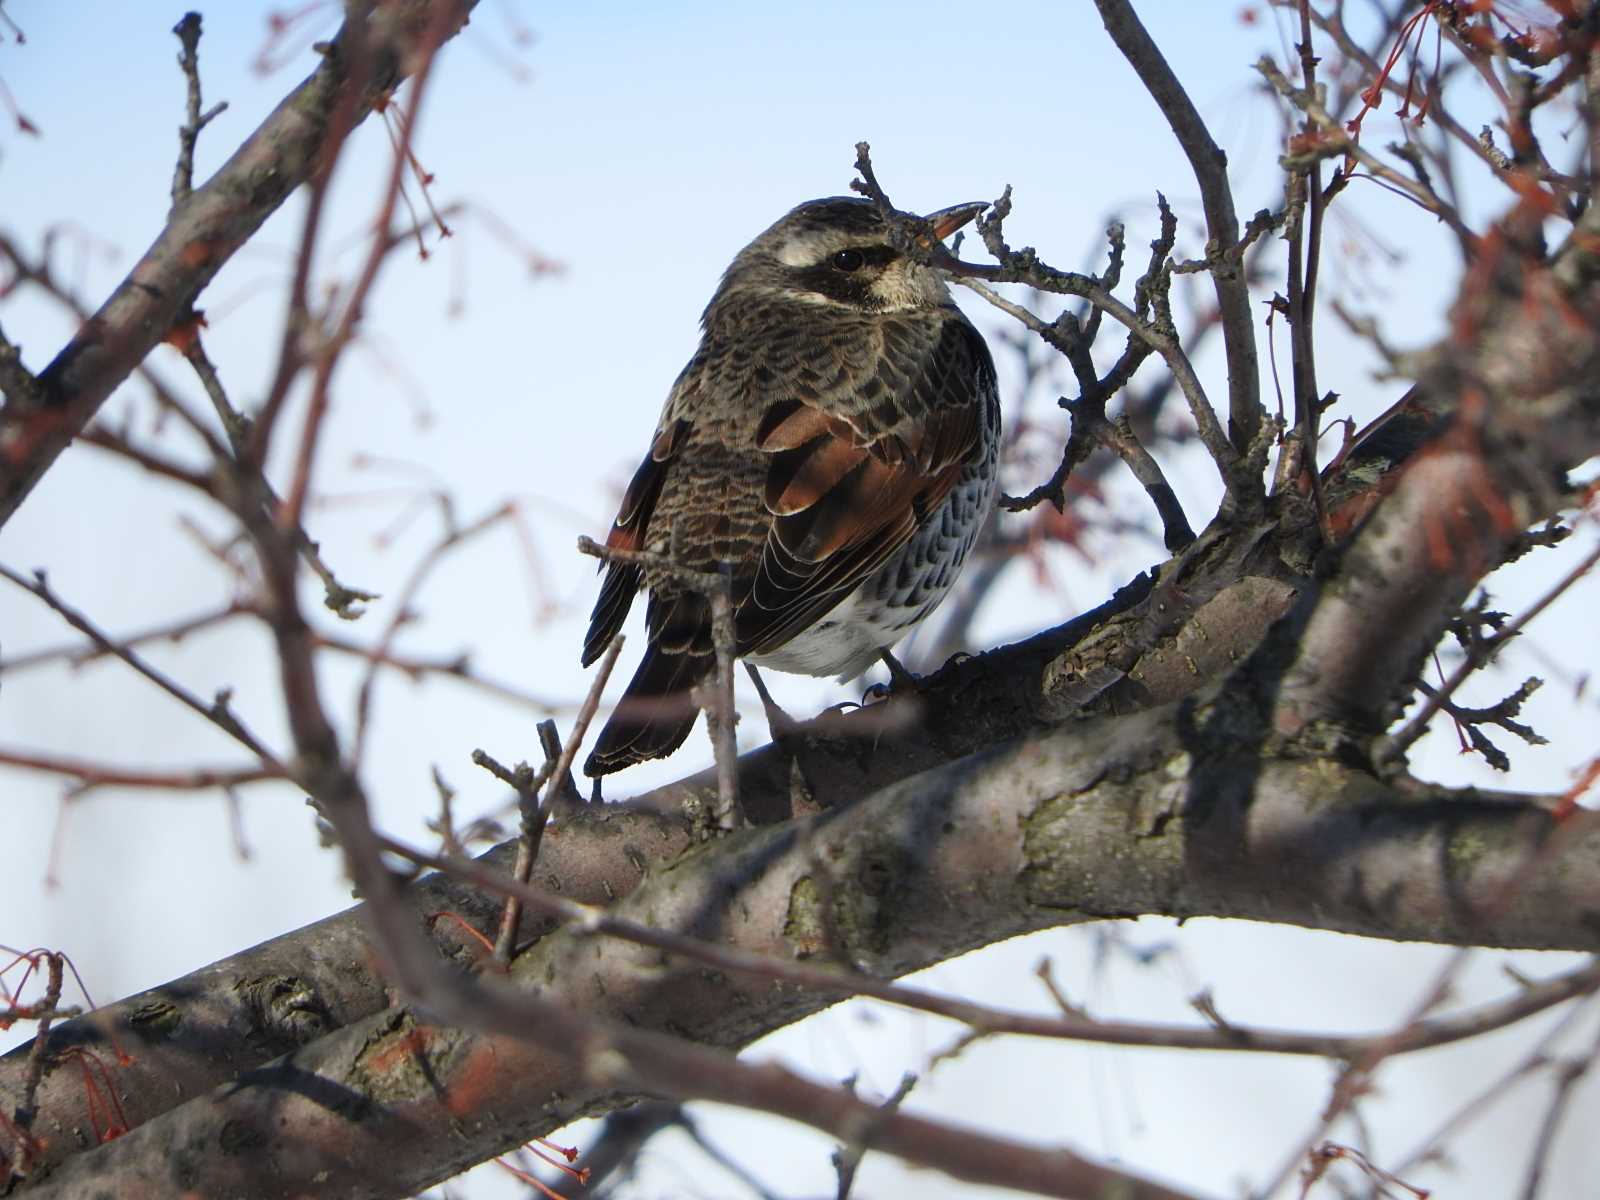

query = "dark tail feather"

[584,646,711,777]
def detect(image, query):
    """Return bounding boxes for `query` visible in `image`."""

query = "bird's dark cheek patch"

[790,263,883,309]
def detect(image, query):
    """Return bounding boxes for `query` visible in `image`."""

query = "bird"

[580,194,1000,778]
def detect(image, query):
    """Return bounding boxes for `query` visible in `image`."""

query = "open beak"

[923,201,988,242]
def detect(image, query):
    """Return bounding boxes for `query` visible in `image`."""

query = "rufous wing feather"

[740,392,979,657]
[581,419,690,667]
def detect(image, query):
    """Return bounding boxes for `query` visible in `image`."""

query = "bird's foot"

[743,663,801,740]
[874,647,922,695]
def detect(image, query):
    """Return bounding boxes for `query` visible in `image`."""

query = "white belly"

[747,456,998,682]
[747,587,910,680]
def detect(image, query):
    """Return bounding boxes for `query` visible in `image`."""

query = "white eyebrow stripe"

[776,230,860,268]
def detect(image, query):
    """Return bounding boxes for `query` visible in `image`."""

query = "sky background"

[3,2,1599,1197]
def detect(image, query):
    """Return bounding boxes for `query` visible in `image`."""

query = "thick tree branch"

[11,700,1599,1198]
[1274,195,1600,743]
[0,0,479,529]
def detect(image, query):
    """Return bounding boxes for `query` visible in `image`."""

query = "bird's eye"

[830,248,865,272]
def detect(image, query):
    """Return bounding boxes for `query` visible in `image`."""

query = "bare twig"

[278,5,461,534]
[1298,1142,1428,1200]
[1277,0,1335,541]
[0,747,277,794]
[1256,56,1475,246]
[1380,538,1600,765]
[169,12,228,211]
[1392,984,1599,1177]
[834,1073,918,1200]
[314,632,564,712]
[1516,1008,1600,1200]
[0,564,283,771]
[6,950,64,1176]
[0,602,246,672]
[1301,3,1579,206]
[535,720,580,806]
[1094,0,1262,460]
[1256,948,1475,1198]
[350,501,514,764]
[954,202,1191,549]
[704,565,741,830]
[470,747,541,799]
[491,636,623,963]
[850,140,895,214]
[955,259,1238,489]
[77,425,215,492]
[1099,412,1195,550]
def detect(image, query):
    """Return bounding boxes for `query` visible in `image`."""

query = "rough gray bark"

[16,701,1596,1199]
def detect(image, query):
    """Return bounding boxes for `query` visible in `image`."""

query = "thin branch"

[491,636,623,963]
[1391,983,1598,1177]
[1303,3,1578,206]
[168,11,228,212]
[279,5,460,533]
[6,949,63,1174]
[1094,0,1262,459]
[1255,948,1475,1198]
[314,631,565,711]
[954,253,1238,490]
[1517,1019,1600,1199]
[703,564,741,830]
[1278,0,1334,540]
[181,335,376,617]
[77,425,215,493]
[0,747,278,793]
[0,602,246,672]
[0,564,283,771]
[349,500,514,765]
[834,1074,918,1200]
[1256,55,1475,246]
[1099,413,1196,551]
[1380,537,1600,765]
[850,140,895,213]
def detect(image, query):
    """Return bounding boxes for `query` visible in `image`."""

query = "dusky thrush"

[582,195,1000,776]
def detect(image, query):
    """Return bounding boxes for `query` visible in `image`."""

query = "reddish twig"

[491,635,624,963]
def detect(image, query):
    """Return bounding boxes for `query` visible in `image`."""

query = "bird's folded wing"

[741,316,992,655]
[581,419,690,667]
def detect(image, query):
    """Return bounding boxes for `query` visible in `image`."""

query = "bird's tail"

[584,644,711,777]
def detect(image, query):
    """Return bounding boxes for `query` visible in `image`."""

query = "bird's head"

[711,195,986,317]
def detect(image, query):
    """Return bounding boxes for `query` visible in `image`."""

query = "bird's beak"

[923,201,988,242]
